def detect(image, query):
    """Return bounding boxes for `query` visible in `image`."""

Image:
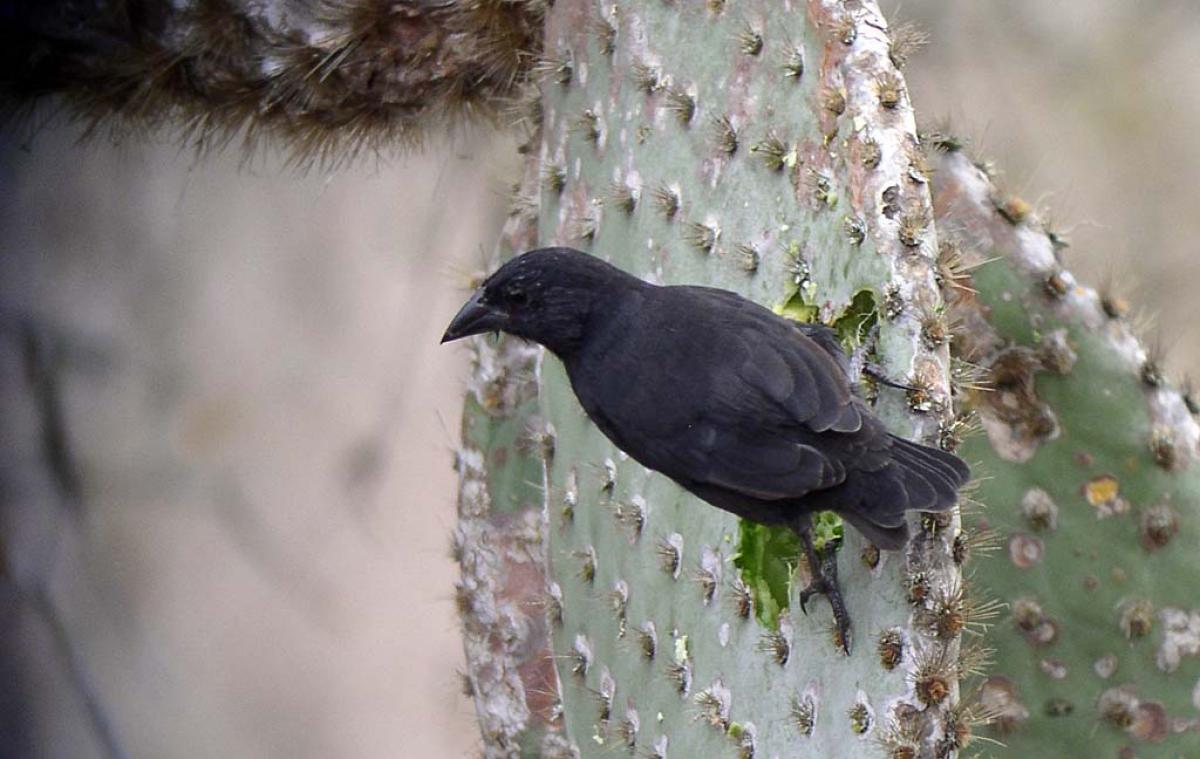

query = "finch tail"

[837,436,970,550]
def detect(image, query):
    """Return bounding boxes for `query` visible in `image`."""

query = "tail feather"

[841,507,909,550]
[890,444,959,502]
[833,437,970,549]
[889,436,969,511]
[891,437,969,484]
[888,450,941,511]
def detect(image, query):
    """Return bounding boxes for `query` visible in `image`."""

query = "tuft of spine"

[0,0,547,168]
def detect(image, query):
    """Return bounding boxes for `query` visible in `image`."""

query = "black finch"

[443,247,969,650]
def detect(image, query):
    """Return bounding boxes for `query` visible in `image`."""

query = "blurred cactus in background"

[0,0,546,166]
[927,145,1200,757]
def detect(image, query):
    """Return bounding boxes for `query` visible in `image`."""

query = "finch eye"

[507,289,529,306]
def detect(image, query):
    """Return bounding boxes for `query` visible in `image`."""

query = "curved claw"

[798,579,825,614]
[798,583,814,614]
[795,525,853,654]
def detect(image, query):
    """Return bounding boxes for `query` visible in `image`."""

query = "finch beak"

[441,290,504,343]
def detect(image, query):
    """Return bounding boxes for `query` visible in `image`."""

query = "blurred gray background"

[1,2,1197,757]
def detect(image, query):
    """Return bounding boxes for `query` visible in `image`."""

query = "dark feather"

[447,248,971,550]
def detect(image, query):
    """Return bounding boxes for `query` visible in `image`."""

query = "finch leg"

[851,324,916,392]
[861,363,918,392]
[796,521,852,655]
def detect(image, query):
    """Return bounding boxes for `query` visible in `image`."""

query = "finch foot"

[797,526,852,655]
[853,325,916,392]
[862,362,918,392]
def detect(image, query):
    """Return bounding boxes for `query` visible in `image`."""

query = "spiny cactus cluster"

[453,0,986,756]
[929,145,1200,756]
[1,0,546,166]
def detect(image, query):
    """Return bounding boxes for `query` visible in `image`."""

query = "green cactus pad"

[529,0,964,755]
[933,148,1200,757]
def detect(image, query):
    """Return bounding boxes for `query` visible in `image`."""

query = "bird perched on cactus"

[443,247,969,650]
